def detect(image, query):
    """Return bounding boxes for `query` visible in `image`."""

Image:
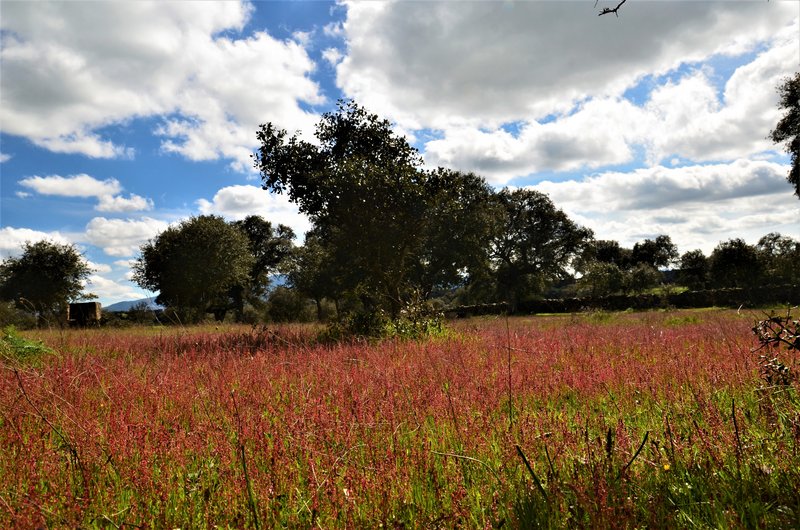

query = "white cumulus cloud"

[0,227,72,258]
[19,174,122,197]
[84,274,148,304]
[84,217,169,257]
[84,260,112,274]
[532,160,800,254]
[18,173,154,212]
[425,97,644,185]
[1,1,323,168]
[336,1,795,131]
[96,194,154,213]
[419,17,798,184]
[641,24,799,164]
[196,185,311,238]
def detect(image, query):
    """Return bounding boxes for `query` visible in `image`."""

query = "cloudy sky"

[1,0,798,305]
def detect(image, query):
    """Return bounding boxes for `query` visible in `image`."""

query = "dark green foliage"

[631,235,678,269]
[587,239,631,268]
[756,232,800,285]
[416,168,501,295]
[579,235,676,298]
[678,249,709,290]
[256,100,499,318]
[321,309,392,342]
[491,188,593,309]
[709,238,761,288]
[284,232,340,321]
[266,286,316,323]
[321,295,445,342]
[247,100,793,324]
[624,263,662,294]
[769,72,800,198]
[0,301,37,329]
[578,262,625,297]
[0,240,94,325]
[229,216,295,321]
[132,216,255,323]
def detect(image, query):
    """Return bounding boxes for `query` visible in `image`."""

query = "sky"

[1,0,799,306]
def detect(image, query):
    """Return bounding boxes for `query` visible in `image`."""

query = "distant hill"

[104,296,162,313]
[104,275,287,313]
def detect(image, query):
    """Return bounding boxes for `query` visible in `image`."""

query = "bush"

[321,297,446,342]
[0,325,54,365]
[0,301,37,329]
[266,287,316,323]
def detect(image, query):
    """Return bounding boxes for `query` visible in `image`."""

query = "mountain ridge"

[104,296,161,313]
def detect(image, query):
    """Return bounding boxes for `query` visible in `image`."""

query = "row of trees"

[2,223,796,327]
[578,233,800,298]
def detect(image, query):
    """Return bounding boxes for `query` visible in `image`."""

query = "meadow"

[1,309,799,528]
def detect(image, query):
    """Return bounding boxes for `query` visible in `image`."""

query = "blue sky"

[1,0,799,305]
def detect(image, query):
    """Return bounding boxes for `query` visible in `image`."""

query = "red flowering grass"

[1,310,798,528]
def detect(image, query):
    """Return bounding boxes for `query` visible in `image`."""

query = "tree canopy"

[0,240,94,323]
[678,249,708,291]
[245,74,800,324]
[770,72,800,198]
[490,188,593,309]
[756,232,800,285]
[631,235,678,269]
[708,238,762,289]
[229,216,295,321]
[255,100,500,317]
[132,215,255,322]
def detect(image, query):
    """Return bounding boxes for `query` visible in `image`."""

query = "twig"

[544,444,557,478]
[665,415,676,463]
[732,399,743,478]
[431,451,504,486]
[0,494,15,519]
[231,390,260,530]
[516,445,548,501]
[598,0,628,17]
[619,430,649,477]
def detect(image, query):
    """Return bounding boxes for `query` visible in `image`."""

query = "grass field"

[1,309,799,528]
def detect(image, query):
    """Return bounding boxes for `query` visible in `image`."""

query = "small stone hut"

[67,302,102,326]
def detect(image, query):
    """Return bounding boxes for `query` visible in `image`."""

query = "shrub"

[0,301,37,329]
[0,325,54,365]
[266,287,316,323]
[321,296,446,342]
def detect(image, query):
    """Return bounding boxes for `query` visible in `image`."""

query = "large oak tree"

[491,188,593,309]
[133,215,254,323]
[255,100,497,317]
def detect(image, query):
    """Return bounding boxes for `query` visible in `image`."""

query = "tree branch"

[598,0,628,17]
